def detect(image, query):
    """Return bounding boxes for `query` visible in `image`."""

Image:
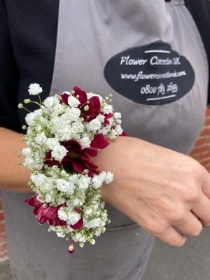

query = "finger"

[191,195,210,227]
[151,225,187,247]
[172,212,203,237]
[127,197,187,247]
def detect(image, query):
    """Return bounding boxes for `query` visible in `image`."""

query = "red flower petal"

[90,134,110,150]
[70,218,83,230]
[60,93,70,105]
[82,148,98,158]
[71,158,86,174]
[73,86,87,105]
[120,131,128,136]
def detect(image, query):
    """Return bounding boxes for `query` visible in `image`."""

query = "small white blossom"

[68,95,80,107]
[102,104,113,114]
[105,172,114,184]
[80,136,91,149]
[25,112,36,126]
[52,104,65,116]
[68,210,81,225]
[72,198,82,207]
[46,138,60,150]
[108,129,117,139]
[92,173,106,189]
[56,232,65,238]
[43,96,59,108]
[58,207,68,221]
[114,112,121,119]
[52,145,68,161]
[73,232,82,242]
[34,132,47,145]
[56,179,70,192]
[55,126,71,141]
[28,83,43,95]
[66,107,81,122]
[86,119,101,131]
[78,176,91,191]
[57,197,66,205]
[45,193,55,203]
[97,114,105,123]
[31,174,47,187]
[115,125,123,135]
[21,147,32,157]
[71,121,84,135]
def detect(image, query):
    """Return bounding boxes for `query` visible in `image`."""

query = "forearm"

[0,127,31,192]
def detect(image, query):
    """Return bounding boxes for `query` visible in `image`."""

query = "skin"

[1,127,210,246]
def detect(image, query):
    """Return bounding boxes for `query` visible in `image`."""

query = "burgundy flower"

[103,113,113,125]
[44,152,59,167]
[73,86,101,121]
[25,195,66,226]
[60,92,70,105]
[61,139,99,177]
[44,134,110,177]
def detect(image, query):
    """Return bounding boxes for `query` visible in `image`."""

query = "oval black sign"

[104,41,195,105]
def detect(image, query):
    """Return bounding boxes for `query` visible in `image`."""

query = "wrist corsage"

[18,84,126,253]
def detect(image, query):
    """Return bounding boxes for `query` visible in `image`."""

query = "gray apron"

[2,1,208,279]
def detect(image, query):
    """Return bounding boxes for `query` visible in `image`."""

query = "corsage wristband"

[18,84,126,254]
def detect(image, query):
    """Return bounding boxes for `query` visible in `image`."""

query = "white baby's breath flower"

[104,172,114,184]
[28,83,43,95]
[56,179,70,193]
[70,121,84,136]
[68,95,80,107]
[80,136,91,149]
[52,104,65,116]
[34,132,47,145]
[68,210,81,225]
[72,198,82,207]
[115,125,123,135]
[97,114,105,123]
[73,232,82,242]
[55,126,71,142]
[46,138,60,150]
[66,107,81,122]
[114,112,121,119]
[25,112,36,126]
[108,129,117,139]
[56,232,65,238]
[86,119,101,131]
[92,173,105,189]
[43,96,59,108]
[31,174,47,187]
[45,193,55,203]
[52,145,68,161]
[78,176,91,191]
[21,147,32,157]
[58,207,68,221]
[102,104,113,114]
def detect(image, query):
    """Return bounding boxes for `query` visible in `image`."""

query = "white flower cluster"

[19,84,124,249]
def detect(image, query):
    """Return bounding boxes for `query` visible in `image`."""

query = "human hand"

[94,137,210,246]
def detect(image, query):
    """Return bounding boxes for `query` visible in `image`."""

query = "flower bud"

[18,103,23,109]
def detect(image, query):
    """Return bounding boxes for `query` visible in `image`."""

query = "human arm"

[0,127,31,192]
[94,136,210,246]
